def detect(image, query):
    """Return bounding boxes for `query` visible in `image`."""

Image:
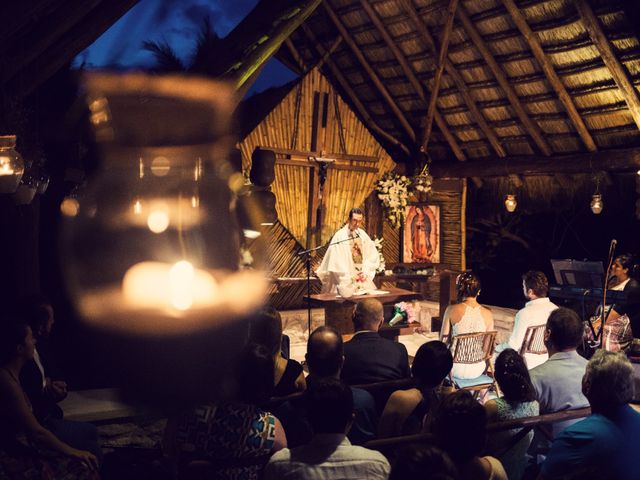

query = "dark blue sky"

[74,0,297,96]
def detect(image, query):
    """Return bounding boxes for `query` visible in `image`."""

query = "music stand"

[550,259,604,288]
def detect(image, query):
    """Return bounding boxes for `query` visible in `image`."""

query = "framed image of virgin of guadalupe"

[401,204,440,264]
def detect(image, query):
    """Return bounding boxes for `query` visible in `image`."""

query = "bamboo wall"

[240,67,396,246]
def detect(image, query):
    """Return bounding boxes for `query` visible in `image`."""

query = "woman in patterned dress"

[485,349,539,480]
[166,343,287,480]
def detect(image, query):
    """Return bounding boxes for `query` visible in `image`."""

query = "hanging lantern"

[590,193,603,214]
[58,73,270,406]
[0,135,25,193]
[504,194,517,212]
[12,169,40,205]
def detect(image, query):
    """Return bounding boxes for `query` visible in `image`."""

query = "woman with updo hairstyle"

[485,349,539,480]
[440,271,494,379]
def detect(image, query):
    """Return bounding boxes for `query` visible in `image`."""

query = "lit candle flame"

[122,261,218,311]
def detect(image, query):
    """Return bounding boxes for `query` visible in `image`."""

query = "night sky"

[73,0,298,96]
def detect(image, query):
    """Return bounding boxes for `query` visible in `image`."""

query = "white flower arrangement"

[373,237,386,274]
[412,163,433,193]
[375,172,410,228]
[239,246,254,268]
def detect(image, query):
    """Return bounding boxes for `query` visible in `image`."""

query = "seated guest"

[264,378,390,479]
[0,320,98,477]
[494,271,557,369]
[432,390,507,480]
[440,271,494,379]
[378,340,453,438]
[249,307,305,396]
[540,350,640,480]
[18,299,101,462]
[529,308,588,437]
[19,296,66,423]
[485,349,539,480]
[276,326,377,446]
[168,343,287,480]
[389,444,458,480]
[600,254,640,351]
[341,298,410,385]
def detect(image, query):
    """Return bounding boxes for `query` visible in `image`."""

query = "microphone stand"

[596,241,617,347]
[298,235,358,340]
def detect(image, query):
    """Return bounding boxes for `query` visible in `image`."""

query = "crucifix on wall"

[262,89,379,249]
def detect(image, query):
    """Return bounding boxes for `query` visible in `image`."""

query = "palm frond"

[142,40,184,72]
[189,17,223,76]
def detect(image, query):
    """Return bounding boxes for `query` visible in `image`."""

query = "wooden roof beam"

[224,0,322,90]
[430,147,640,178]
[300,24,409,155]
[359,0,465,161]
[322,1,416,142]
[283,33,343,74]
[398,0,506,158]
[456,4,552,156]
[422,0,459,152]
[576,0,640,131]
[2,0,123,84]
[284,37,307,71]
[502,0,597,152]
[6,0,139,97]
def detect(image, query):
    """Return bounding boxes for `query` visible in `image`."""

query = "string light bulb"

[590,193,603,214]
[504,194,517,212]
[591,176,603,214]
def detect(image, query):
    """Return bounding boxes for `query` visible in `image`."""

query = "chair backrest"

[519,324,547,356]
[450,331,497,364]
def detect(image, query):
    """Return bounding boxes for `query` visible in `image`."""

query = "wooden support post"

[422,0,459,152]
[397,0,505,158]
[576,0,640,131]
[502,0,597,152]
[360,0,465,161]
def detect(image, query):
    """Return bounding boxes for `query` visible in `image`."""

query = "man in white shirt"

[264,378,390,480]
[495,271,558,369]
[316,208,379,294]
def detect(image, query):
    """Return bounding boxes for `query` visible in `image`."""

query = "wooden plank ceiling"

[276,0,640,175]
[240,67,396,247]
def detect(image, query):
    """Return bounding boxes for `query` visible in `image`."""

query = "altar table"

[305,287,423,337]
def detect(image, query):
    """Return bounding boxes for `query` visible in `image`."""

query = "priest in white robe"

[316,208,380,295]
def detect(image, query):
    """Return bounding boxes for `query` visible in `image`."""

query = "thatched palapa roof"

[275,0,640,178]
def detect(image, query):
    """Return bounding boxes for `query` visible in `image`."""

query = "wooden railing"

[364,406,592,455]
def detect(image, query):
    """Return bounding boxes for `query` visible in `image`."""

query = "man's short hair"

[353,298,383,331]
[305,378,353,434]
[546,307,583,350]
[348,207,364,219]
[584,350,634,410]
[307,326,343,378]
[522,270,549,297]
[411,341,453,388]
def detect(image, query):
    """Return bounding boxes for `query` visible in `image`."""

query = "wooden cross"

[262,90,378,249]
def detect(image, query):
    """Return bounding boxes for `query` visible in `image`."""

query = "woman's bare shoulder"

[479,305,494,318]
